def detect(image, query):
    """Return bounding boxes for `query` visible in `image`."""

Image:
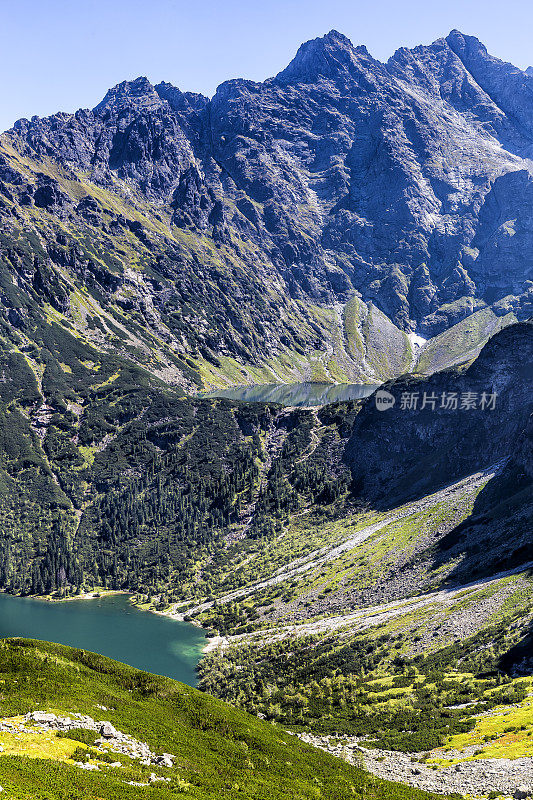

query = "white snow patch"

[407,333,428,349]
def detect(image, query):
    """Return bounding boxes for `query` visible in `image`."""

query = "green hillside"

[0,638,452,800]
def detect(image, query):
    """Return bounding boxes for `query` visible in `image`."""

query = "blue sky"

[1,0,532,131]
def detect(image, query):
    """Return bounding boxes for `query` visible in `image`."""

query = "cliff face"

[346,320,533,508]
[0,30,532,387]
[343,320,533,586]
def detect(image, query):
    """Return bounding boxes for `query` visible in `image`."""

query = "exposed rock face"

[0,29,532,385]
[346,320,533,507]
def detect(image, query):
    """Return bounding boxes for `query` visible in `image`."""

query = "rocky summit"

[0,29,532,388]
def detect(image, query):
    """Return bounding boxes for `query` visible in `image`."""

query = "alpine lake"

[201,381,378,406]
[0,383,377,685]
[0,592,206,686]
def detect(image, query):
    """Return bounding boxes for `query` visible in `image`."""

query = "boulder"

[99,722,118,739]
[154,753,174,768]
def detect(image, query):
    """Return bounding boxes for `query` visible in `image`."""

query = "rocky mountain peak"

[0,28,532,388]
[445,29,487,55]
[155,82,209,114]
[526,66,533,77]
[445,28,524,78]
[444,30,533,146]
[94,76,162,114]
[274,29,376,84]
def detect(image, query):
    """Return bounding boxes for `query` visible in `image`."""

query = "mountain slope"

[0,319,530,604]
[346,319,533,508]
[0,30,532,388]
[0,637,451,799]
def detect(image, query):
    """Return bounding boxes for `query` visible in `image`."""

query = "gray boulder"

[99,722,118,739]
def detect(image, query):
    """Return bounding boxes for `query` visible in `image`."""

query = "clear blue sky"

[1,0,532,132]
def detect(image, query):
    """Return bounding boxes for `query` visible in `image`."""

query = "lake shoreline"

[139,603,216,652]
[44,590,215,653]
[0,588,132,604]
[4,588,216,654]
[0,591,206,685]
[40,589,130,603]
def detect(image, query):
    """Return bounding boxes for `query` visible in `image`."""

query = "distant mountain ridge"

[0,29,532,388]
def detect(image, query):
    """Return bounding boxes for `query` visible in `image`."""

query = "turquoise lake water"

[0,592,206,686]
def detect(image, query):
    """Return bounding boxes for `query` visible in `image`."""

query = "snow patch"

[407,332,427,349]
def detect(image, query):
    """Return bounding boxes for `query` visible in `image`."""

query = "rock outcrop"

[23,712,174,767]
[0,29,532,386]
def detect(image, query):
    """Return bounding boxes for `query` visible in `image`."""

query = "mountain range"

[1,29,532,387]
[0,28,532,800]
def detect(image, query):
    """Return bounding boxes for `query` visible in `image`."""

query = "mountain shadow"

[431,412,532,586]
[345,322,533,512]
[499,614,533,677]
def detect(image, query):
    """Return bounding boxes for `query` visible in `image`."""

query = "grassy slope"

[343,297,413,381]
[0,638,451,800]
[414,308,517,375]
[434,678,533,762]
[197,568,533,756]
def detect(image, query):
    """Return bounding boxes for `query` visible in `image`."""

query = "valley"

[0,22,531,800]
[0,314,530,798]
[0,638,447,800]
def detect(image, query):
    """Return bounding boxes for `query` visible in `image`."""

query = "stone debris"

[21,711,174,768]
[297,732,533,798]
[149,773,171,783]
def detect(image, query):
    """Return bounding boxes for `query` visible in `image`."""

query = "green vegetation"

[0,310,359,599]
[0,638,454,799]
[435,680,533,760]
[199,605,532,753]
[0,135,399,392]
[415,308,517,375]
[342,297,413,380]
[0,78,531,800]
